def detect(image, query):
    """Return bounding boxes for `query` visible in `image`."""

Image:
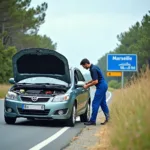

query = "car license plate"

[22,104,45,110]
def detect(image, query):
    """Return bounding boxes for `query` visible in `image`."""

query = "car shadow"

[14,119,82,128]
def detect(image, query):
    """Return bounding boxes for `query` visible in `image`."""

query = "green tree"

[0,0,48,46]
[0,0,57,83]
[0,41,17,83]
[96,11,150,82]
[15,33,57,50]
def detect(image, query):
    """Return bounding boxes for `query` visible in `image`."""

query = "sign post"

[107,54,138,89]
[121,71,124,88]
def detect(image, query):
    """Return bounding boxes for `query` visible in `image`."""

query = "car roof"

[69,66,80,71]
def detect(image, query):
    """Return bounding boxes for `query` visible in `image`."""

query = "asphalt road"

[0,89,111,150]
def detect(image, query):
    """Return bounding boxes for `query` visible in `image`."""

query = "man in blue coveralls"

[80,58,110,125]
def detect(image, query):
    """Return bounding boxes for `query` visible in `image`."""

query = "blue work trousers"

[90,82,109,123]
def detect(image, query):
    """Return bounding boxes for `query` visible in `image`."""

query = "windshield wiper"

[15,83,46,88]
[15,83,32,86]
[15,83,68,89]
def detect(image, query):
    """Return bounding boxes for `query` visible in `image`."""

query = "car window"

[74,70,79,84]
[76,70,85,81]
[69,69,72,80]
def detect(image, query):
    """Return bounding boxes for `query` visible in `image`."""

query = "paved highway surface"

[0,89,111,150]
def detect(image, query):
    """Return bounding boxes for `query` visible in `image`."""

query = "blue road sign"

[107,54,138,72]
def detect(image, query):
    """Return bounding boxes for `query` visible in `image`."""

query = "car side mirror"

[9,78,16,84]
[75,81,85,88]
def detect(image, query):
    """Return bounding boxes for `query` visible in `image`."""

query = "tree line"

[0,0,57,83]
[97,11,150,88]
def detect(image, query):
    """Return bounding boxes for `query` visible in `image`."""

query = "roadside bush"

[108,80,121,89]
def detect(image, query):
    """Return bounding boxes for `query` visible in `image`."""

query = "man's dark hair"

[80,58,90,65]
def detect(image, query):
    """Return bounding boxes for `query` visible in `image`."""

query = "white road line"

[29,91,112,150]
[106,91,112,103]
[29,127,70,150]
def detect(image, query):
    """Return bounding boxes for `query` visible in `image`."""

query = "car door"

[74,70,84,114]
[76,70,89,112]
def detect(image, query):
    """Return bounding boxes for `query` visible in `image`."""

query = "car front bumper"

[4,99,73,120]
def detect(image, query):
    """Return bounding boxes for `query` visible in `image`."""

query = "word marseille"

[112,56,132,61]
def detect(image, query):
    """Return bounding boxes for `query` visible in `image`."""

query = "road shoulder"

[63,90,112,150]
[63,112,107,150]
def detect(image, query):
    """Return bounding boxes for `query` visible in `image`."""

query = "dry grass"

[89,67,150,150]
[0,84,11,98]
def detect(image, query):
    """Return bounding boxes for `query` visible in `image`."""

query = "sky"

[31,0,150,74]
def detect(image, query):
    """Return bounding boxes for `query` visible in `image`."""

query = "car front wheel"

[66,104,76,127]
[80,103,90,122]
[4,116,16,124]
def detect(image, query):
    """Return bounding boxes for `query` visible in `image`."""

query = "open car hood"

[12,48,71,84]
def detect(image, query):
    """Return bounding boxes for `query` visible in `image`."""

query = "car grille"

[21,97,50,103]
[18,108,50,116]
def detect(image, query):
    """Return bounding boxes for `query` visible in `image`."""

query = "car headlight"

[52,94,70,102]
[6,91,17,100]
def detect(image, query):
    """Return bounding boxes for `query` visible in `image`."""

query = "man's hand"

[84,80,98,89]
[85,80,93,85]
[83,84,89,89]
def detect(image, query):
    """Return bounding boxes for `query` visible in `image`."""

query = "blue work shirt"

[89,64,107,88]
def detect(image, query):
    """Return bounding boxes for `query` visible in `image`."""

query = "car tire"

[4,116,16,124]
[66,104,76,127]
[80,102,90,122]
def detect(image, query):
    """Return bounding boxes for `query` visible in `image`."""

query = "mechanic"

[80,58,110,125]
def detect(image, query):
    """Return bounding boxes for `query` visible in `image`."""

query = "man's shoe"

[84,121,96,126]
[100,119,108,125]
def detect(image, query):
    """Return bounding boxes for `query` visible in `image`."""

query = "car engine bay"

[10,83,68,97]
[14,89,65,96]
